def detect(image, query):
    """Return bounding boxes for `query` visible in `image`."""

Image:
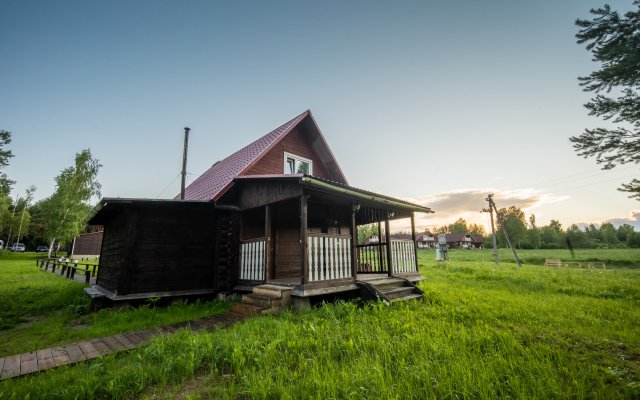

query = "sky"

[1,0,638,233]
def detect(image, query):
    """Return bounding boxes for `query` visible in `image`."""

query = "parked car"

[9,243,26,252]
[0,240,4,249]
[36,245,49,252]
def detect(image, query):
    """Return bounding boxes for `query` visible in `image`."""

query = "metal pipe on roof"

[180,127,191,200]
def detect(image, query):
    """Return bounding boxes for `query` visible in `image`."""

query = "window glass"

[284,152,313,175]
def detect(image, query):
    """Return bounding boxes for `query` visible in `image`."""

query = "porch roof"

[232,174,433,214]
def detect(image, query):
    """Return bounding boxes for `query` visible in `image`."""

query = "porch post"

[264,204,271,282]
[377,221,383,271]
[300,195,309,285]
[385,217,393,277]
[351,202,358,279]
[411,213,419,273]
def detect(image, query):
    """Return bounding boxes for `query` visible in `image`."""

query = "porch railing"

[390,239,417,274]
[307,234,352,282]
[356,243,388,273]
[240,237,267,281]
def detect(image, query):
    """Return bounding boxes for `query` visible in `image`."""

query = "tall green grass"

[0,254,230,356]
[426,247,640,267]
[2,256,638,399]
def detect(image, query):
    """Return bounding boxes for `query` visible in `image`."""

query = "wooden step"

[390,293,423,303]
[380,286,415,299]
[366,278,406,289]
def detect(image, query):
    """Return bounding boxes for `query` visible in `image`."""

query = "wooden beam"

[411,213,419,273]
[385,218,393,277]
[265,204,271,282]
[300,195,309,285]
[350,202,358,279]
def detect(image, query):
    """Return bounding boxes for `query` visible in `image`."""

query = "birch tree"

[43,149,101,257]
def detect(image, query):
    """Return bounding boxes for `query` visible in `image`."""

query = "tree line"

[0,130,101,256]
[432,208,640,250]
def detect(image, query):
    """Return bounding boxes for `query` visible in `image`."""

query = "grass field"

[0,249,639,399]
[0,252,231,357]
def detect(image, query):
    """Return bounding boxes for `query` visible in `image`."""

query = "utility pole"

[484,194,499,266]
[487,194,522,268]
[180,127,190,200]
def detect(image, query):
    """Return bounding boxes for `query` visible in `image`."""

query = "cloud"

[604,210,640,229]
[394,188,569,232]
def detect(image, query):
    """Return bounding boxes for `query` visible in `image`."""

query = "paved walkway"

[0,311,246,380]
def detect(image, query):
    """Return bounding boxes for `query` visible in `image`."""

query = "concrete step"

[381,286,415,299]
[390,293,423,303]
[253,284,293,306]
[230,302,267,316]
[242,293,282,308]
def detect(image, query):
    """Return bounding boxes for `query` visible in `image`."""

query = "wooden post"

[410,213,419,273]
[264,204,271,282]
[385,218,393,277]
[300,195,309,285]
[377,221,383,272]
[350,202,358,279]
[85,270,91,285]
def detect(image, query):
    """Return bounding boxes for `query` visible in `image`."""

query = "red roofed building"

[88,111,433,309]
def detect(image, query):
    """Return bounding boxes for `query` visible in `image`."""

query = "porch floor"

[267,273,396,287]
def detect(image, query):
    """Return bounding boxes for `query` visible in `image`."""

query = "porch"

[231,175,431,299]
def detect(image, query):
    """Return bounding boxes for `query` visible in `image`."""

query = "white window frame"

[284,152,313,175]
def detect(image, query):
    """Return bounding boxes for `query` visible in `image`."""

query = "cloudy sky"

[1,0,638,232]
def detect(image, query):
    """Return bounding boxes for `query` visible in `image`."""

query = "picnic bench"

[544,259,606,269]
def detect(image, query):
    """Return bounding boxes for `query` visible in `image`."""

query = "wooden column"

[350,202,358,279]
[264,204,271,282]
[410,213,419,273]
[377,221,384,272]
[300,195,309,285]
[385,218,393,277]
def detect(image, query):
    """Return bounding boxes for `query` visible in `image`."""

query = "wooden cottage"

[87,110,433,310]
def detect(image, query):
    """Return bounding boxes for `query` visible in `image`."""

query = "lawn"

[0,252,231,357]
[0,249,639,399]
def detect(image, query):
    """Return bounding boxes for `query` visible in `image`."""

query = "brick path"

[0,311,246,380]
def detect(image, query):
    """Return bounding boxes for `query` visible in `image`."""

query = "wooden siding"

[274,199,301,279]
[127,205,217,294]
[244,126,332,179]
[96,212,128,292]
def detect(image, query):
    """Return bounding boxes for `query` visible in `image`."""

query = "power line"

[156,173,181,199]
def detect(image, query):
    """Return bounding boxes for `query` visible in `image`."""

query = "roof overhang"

[231,174,433,214]
[88,197,213,225]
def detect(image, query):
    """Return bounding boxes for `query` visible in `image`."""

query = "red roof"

[181,111,310,201]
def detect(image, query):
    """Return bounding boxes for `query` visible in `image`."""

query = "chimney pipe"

[180,127,190,200]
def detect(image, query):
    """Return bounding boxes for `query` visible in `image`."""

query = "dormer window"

[284,152,313,175]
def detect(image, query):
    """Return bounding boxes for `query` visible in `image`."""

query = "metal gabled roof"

[181,111,309,201]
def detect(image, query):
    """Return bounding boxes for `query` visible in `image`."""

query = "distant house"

[88,110,433,307]
[70,226,104,258]
[364,232,436,248]
[446,233,483,249]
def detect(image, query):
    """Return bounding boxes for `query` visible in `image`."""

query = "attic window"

[284,152,313,175]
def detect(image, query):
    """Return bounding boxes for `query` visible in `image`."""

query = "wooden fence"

[356,243,388,273]
[390,240,417,274]
[308,234,352,282]
[239,237,267,281]
[36,258,98,285]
